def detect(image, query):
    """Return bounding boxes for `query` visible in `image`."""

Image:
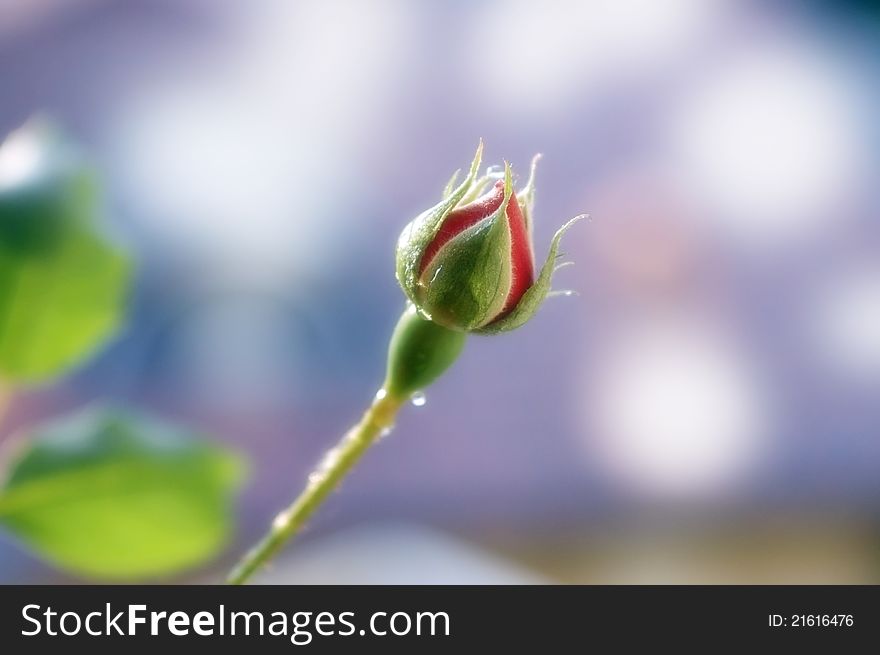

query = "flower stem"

[227,306,466,585]
[227,389,403,585]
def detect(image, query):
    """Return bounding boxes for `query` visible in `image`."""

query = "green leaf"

[0,406,246,580]
[0,228,130,382]
[0,121,130,382]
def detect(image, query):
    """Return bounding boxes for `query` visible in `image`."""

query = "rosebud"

[396,141,580,333]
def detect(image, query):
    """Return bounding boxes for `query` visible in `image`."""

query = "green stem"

[227,390,403,585]
[226,306,465,585]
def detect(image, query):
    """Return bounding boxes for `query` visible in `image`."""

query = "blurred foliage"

[0,120,245,581]
[0,121,129,382]
[0,407,245,580]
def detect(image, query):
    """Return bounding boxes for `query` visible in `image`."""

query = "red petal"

[497,189,534,317]
[418,181,504,276]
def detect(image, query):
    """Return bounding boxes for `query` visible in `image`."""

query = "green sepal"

[396,141,483,303]
[441,169,461,199]
[516,153,541,237]
[475,214,582,334]
[459,166,500,205]
[417,164,515,330]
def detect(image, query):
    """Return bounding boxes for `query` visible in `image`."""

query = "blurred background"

[1,0,879,583]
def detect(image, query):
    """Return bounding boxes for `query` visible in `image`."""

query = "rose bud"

[395,141,581,333]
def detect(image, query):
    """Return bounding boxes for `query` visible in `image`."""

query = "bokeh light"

[587,315,769,498]
[0,123,43,189]
[669,40,866,249]
[807,259,880,380]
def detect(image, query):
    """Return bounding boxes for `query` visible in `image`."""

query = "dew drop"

[410,391,427,407]
[378,426,393,441]
[272,508,294,530]
[308,445,343,487]
[375,388,388,401]
[485,165,505,180]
